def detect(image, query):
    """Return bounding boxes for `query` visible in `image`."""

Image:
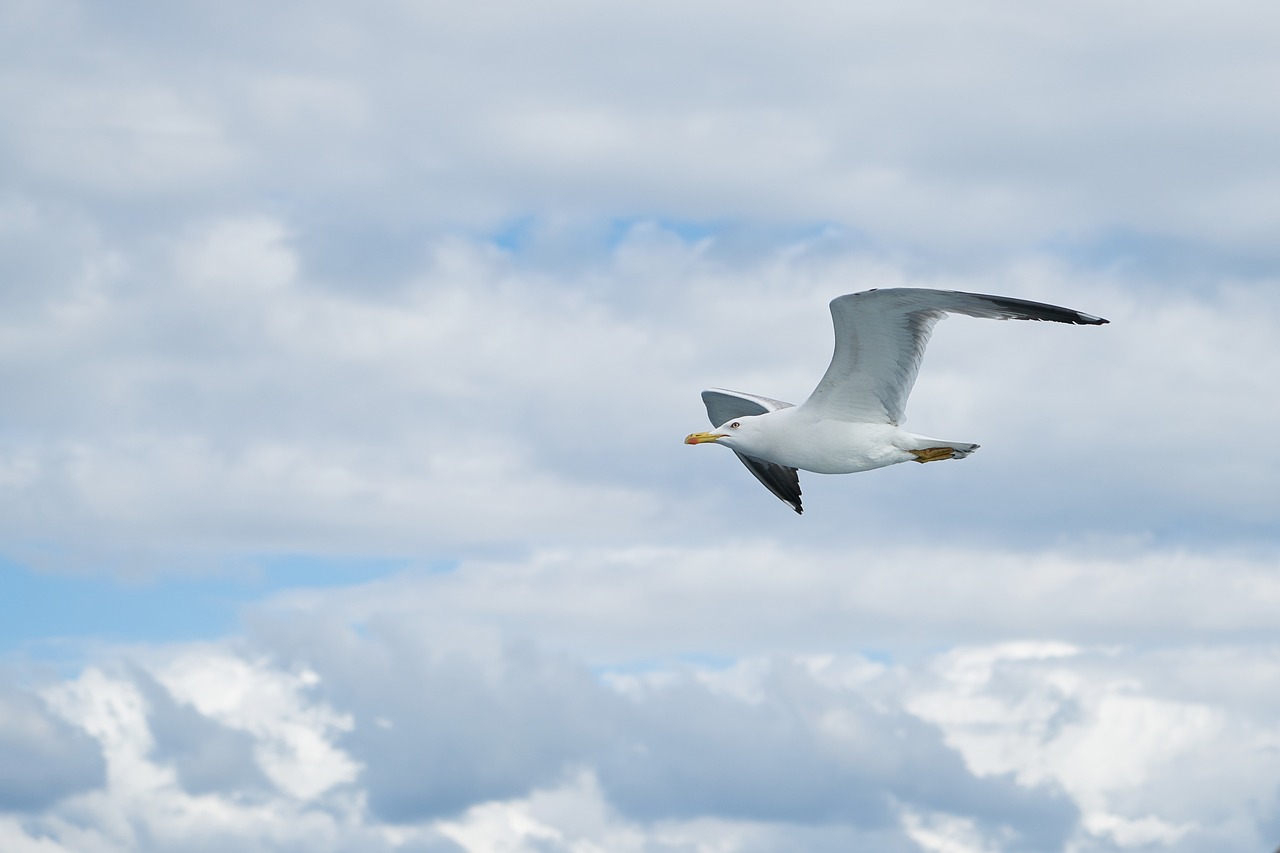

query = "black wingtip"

[983,294,1110,326]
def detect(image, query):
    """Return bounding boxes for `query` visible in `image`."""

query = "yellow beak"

[684,431,726,445]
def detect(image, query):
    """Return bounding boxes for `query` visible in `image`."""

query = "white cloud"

[1,215,1275,572]
[176,217,298,294]
[2,0,1279,250]
[3,80,239,193]
[5,620,1278,851]
[258,543,1280,661]
[902,810,1002,853]
[906,643,1280,851]
[157,651,359,800]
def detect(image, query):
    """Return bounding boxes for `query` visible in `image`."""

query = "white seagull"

[684,288,1108,514]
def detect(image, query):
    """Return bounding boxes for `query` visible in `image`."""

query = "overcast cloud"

[2,1,1279,851]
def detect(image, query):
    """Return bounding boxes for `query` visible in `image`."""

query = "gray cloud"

[595,659,1077,849]
[132,666,271,797]
[243,609,1076,847]
[5,1,1279,257]
[249,613,615,822]
[0,680,106,812]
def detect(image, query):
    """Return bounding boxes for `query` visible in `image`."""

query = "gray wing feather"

[700,389,804,515]
[801,288,1108,424]
[702,388,794,425]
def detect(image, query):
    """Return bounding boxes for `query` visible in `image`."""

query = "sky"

[2,1,1279,851]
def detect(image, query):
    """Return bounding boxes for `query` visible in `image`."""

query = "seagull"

[684,288,1108,514]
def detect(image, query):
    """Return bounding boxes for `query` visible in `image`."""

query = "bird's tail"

[906,437,980,463]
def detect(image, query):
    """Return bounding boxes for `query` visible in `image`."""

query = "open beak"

[684,431,726,445]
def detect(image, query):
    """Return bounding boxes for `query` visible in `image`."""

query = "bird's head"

[684,415,767,454]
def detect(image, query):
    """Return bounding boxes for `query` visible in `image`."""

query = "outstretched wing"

[800,288,1108,425]
[701,388,803,515]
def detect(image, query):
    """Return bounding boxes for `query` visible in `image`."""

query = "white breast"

[755,409,912,474]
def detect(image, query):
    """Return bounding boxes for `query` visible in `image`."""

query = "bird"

[684,288,1108,514]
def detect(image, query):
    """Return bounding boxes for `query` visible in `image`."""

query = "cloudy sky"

[2,1,1279,851]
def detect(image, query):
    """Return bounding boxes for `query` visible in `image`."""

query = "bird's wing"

[701,388,803,515]
[702,388,794,425]
[800,288,1108,424]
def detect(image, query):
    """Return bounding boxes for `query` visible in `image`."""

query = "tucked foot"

[911,445,978,463]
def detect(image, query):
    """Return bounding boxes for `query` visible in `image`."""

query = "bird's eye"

[730,422,741,429]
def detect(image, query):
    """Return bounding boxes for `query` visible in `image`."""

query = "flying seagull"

[684,288,1108,514]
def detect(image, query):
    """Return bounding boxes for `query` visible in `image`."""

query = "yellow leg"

[911,447,956,463]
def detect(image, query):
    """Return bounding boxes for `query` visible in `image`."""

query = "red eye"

[730,422,741,428]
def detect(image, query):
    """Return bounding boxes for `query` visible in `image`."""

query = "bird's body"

[684,288,1108,513]
[716,407,970,475]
